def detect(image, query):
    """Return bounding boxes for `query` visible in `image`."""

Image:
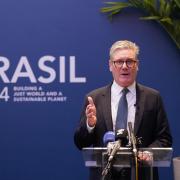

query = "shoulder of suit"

[87,84,111,97]
[137,83,160,96]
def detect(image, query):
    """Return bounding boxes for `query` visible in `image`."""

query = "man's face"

[109,48,139,87]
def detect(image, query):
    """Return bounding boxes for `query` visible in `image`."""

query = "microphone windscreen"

[103,131,115,145]
[115,129,128,146]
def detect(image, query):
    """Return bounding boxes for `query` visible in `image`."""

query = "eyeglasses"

[111,58,137,68]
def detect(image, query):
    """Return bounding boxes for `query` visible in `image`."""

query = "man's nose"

[122,61,128,69]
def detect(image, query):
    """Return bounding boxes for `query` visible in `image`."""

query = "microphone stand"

[128,122,138,180]
[101,160,111,180]
[101,141,120,180]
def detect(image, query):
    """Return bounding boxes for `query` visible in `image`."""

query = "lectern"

[82,147,173,180]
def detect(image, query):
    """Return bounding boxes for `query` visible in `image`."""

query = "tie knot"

[122,88,129,95]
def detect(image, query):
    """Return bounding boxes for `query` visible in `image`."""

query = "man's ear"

[136,60,139,71]
[109,60,112,72]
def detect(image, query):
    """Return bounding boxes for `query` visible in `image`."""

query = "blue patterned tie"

[115,88,129,131]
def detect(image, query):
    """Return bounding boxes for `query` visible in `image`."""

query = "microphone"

[115,129,128,146]
[134,103,140,111]
[128,122,137,157]
[128,122,139,180]
[108,129,128,162]
[101,130,127,178]
[103,131,115,155]
[103,131,115,145]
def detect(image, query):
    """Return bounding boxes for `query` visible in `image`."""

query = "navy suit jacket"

[74,83,172,180]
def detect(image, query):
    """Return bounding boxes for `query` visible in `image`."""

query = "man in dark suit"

[74,40,172,180]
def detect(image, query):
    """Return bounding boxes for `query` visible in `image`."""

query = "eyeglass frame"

[111,58,138,68]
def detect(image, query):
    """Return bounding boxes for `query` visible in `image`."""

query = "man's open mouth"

[121,73,129,76]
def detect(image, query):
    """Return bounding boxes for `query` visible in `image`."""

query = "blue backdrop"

[0,0,179,179]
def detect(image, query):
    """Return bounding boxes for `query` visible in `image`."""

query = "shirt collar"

[128,82,136,96]
[111,80,136,96]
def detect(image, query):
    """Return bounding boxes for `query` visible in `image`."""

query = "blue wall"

[0,0,179,179]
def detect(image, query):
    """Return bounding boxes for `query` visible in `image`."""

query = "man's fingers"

[88,96,94,106]
[86,112,94,118]
[86,97,97,127]
[138,151,153,161]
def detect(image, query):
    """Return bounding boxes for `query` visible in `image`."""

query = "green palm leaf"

[174,0,180,8]
[101,0,180,49]
[101,2,131,13]
[140,16,160,20]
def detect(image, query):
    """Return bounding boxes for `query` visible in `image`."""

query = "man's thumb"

[88,96,94,105]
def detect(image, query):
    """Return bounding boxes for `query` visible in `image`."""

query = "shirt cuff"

[86,120,95,133]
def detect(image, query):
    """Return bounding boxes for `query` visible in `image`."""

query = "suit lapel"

[101,84,113,131]
[134,84,146,135]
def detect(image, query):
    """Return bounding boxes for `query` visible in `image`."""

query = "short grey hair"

[109,40,139,59]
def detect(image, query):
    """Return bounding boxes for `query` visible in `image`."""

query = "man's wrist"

[86,119,95,133]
